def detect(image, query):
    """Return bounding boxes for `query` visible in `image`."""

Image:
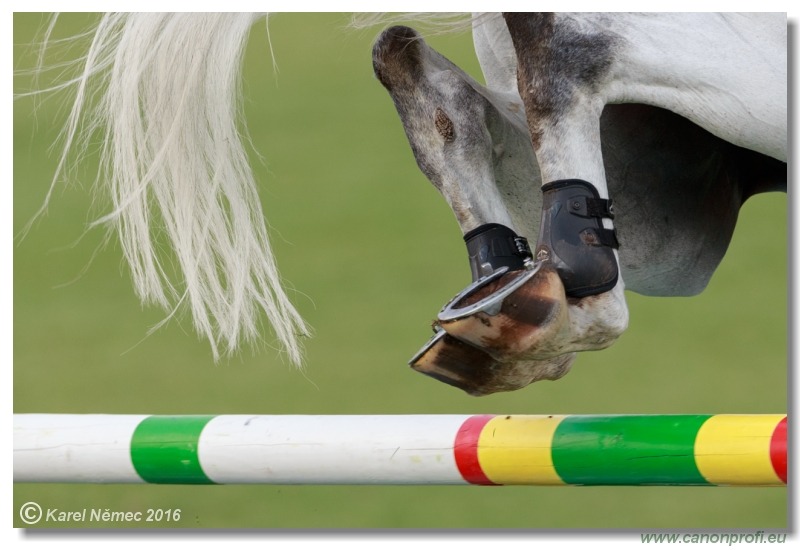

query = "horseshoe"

[438,263,542,322]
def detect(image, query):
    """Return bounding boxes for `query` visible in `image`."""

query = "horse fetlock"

[566,284,629,351]
[536,179,619,297]
[464,223,532,280]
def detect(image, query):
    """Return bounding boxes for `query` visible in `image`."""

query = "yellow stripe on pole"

[694,414,784,486]
[477,415,566,485]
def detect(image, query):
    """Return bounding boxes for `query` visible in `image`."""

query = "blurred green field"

[13,13,787,530]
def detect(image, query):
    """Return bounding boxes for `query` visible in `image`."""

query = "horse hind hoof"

[409,329,505,396]
[409,329,575,396]
[439,265,539,320]
[437,264,569,361]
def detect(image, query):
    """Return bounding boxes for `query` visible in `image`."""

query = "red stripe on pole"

[453,414,497,485]
[770,416,787,484]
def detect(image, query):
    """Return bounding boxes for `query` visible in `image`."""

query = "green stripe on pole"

[130,415,216,484]
[551,415,712,485]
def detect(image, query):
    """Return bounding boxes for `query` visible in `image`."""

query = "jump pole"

[14,414,787,486]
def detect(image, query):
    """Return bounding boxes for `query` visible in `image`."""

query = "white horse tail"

[41,13,309,363]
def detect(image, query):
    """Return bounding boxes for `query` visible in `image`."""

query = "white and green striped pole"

[14,414,787,486]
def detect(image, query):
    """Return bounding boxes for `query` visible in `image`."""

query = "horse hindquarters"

[374,14,785,395]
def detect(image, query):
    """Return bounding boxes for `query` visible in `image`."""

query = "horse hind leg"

[373,26,578,394]
[372,25,529,234]
[373,27,588,395]
[403,15,632,373]
[498,13,629,350]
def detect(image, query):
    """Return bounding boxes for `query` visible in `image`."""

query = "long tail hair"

[22,12,477,364]
[27,13,309,363]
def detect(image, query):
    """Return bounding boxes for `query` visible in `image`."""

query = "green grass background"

[13,13,787,529]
